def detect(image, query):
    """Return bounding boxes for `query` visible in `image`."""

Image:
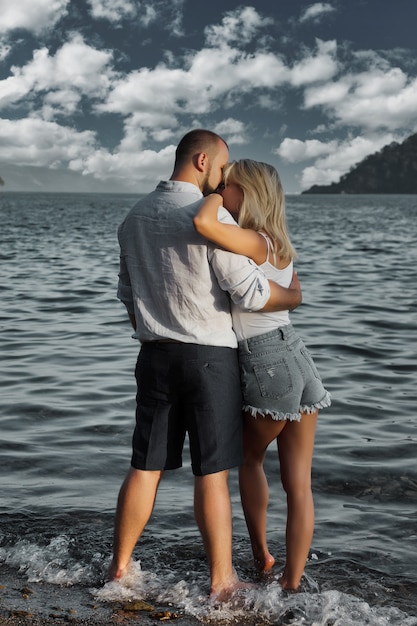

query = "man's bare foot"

[210,580,255,604]
[106,558,131,582]
[279,571,300,592]
[254,551,275,573]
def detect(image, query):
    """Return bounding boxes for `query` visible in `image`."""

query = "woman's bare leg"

[239,413,286,572]
[278,410,318,590]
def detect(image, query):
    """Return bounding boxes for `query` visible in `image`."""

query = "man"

[109,129,301,600]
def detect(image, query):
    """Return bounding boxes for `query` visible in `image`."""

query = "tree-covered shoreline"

[302,133,417,194]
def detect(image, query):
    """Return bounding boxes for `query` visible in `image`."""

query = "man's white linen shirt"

[117,181,270,348]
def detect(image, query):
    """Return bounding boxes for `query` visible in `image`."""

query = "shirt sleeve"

[217,206,237,226]
[208,207,270,311]
[117,254,135,314]
[209,248,270,312]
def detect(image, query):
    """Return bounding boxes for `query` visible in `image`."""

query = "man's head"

[171,129,229,195]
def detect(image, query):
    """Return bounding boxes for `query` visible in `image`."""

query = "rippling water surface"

[1,192,416,625]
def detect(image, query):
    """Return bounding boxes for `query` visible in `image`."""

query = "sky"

[1,0,417,194]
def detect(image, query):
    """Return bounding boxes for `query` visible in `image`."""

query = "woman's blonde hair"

[223,159,297,260]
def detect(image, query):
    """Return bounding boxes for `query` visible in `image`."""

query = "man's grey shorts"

[238,324,331,421]
[131,342,244,476]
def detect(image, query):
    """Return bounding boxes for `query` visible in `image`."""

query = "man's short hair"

[174,129,228,168]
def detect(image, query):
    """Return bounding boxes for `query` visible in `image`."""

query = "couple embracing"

[108,129,331,600]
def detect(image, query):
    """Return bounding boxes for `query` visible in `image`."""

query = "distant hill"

[302,133,417,194]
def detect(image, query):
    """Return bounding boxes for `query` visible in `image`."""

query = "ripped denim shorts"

[238,324,331,421]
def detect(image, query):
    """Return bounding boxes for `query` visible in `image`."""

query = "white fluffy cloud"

[0,118,97,167]
[69,144,175,186]
[0,35,114,111]
[99,46,289,121]
[300,3,336,23]
[99,37,333,119]
[0,0,69,34]
[304,66,417,131]
[0,116,175,189]
[214,119,248,145]
[290,39,338,86]
[205,6,273,47]
[276,138,339,162]
[98,36,337,122]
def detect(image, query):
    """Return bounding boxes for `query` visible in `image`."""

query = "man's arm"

[208,207,301,312]
[261,271,302,312]
[209,247,271,311]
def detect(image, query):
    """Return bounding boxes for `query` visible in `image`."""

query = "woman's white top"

[231,233,292,341]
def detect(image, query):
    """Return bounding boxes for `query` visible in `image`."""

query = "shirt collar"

[156,180,203,196]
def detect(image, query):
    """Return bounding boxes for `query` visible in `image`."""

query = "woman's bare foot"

[254,551,275,573]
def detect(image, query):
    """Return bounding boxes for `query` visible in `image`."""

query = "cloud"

[69,144,176,187]
[0,115,175,190]
[0,35,114,112]
[213,119,248,145]
[166,0,186,36]
[99,9,348,123]
[276,138,339,162]
[300,3,336,23]
[0,8,339,133]
[205,6,273,47]
[139,5,158,28]
[87,0,137,22]
[0,42,11,61]
[99,43,289,120]
[303,81,349,107]
[41,89,83,119]
[304,65,417,131]
[0,118,97,167]
[85,0,186,33]
[0,0,70,35]
[117,115,174,153]
[290,39,338,86]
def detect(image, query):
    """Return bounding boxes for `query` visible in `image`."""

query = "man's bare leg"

[194,470,247,600]
[108,467,162,580]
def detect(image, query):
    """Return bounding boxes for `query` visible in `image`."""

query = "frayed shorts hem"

[300,390,332,414]
[243,404,301,422]
[243,389,332,422]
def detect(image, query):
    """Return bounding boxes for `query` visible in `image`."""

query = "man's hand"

[261,271,302,312]
[289,270,301,295]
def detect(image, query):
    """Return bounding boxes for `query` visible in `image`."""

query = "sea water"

[0,192,416,624]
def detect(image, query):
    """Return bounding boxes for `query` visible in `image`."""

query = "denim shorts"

[238,324,331,421]
[131,342,243,476]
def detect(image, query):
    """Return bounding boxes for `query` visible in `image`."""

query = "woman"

[193,159,331,590]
